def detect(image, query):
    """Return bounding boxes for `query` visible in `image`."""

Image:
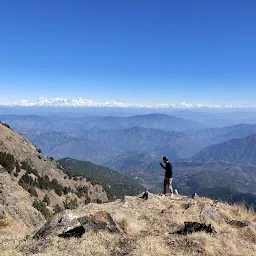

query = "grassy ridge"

[58,158,146,200]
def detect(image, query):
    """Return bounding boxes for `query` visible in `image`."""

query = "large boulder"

[78,210,123,233]
[34,210,123,239]
[34,211,80,239]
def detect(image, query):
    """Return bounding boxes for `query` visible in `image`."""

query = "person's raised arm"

[160,162,166,169]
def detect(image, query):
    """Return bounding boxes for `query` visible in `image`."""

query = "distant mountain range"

[83,114,204,131]
[12,123,256,165]
[19,129,121,164]
[2,113,256,170]
[193,133,256,165]
[11,97,239,109]
[0,113,204,132]
[187,123,256,145]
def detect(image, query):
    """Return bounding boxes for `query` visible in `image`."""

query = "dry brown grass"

[0,216,8,228]
[1,194,255,256]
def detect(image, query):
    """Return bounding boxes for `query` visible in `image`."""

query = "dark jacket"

[160,161,173,178]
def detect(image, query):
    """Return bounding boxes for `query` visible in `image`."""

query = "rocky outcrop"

[78,210,123,234]
[0,122,109,238]
[34,210,123,239]
[229,220,249,228]
[1,194,256,256]
[0,172,45,235]
[172,221,216,235]
[0,123,109,204]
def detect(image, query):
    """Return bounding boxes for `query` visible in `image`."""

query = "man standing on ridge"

[160,156,173,195]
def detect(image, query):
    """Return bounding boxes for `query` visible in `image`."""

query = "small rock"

[229,220,249,228]
[171,221,216,235]
[0,210,5,217]
[139,191,155,200]
[183,203,191,210]
[191,193,199,199]
[174,189,179,195]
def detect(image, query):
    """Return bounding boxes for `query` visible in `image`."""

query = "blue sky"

[0,0,256,106]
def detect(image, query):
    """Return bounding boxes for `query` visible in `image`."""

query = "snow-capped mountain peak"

[10,97,240,109]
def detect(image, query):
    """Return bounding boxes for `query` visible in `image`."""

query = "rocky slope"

[0,123,108,237]
[0,172,45,236]
[1,194,255,256]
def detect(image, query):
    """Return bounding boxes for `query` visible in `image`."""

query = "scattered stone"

[0,210,5,217]
[139,191,148,200]
[229,220,249,228]
[164,193,173,197]
[183,203,192,210]
[213,200,219,205]
[171,221,216,235]
[139,191,154,200]
[191,193,199,199]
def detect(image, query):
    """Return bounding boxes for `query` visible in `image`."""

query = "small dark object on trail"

[58,226,85,238]
[183,203,191,210]
[229,220,248,228]
[211,200,219,206]
[139,191,148,200]
[171,221,216,235]
[191,193,199,199]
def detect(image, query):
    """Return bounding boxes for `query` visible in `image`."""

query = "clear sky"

[0,0,256,106]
